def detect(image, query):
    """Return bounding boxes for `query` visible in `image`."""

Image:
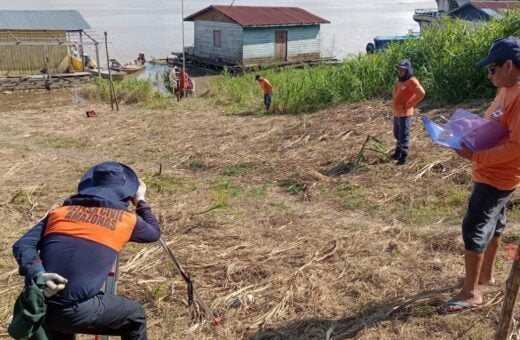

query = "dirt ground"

[1,88,520,339]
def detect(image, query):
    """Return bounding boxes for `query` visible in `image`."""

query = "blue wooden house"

[184,5,330,66]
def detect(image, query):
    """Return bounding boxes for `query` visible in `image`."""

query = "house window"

[213,30,221,48]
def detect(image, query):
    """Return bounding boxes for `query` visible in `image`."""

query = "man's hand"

[133,179,147,204]
[456,144,474,160]
[38,272,68,298]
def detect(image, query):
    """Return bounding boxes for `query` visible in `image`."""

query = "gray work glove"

[133,179,147,203]
[38,272,68,298]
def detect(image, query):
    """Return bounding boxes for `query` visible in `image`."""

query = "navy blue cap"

[78,162,138,203]
[476,36,520,67]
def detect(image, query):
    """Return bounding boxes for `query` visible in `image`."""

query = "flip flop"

[437,300,478,314]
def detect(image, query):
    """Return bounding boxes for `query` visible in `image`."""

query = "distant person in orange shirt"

[391,59,425,165]
[439,36,520,314]
[255,75,273,111]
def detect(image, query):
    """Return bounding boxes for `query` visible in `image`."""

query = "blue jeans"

[393,116,412,158]
[264,93,272,108]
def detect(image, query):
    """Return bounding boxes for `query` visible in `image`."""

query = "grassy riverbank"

[212,11,520,114]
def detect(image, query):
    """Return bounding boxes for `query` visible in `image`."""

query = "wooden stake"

[104,31,119,111]
[496,245,520,339]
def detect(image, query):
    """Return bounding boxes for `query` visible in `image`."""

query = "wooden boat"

[86,68,126,81]
[69,54,98,71]
[121,62,145,74]
[109,53,146,74]
[69,55,83,71]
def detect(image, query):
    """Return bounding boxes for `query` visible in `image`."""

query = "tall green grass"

[212,11,520,114]
[82,78,173,109]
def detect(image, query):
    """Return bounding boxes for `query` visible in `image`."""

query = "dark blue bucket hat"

[78,162,138,202]
[476,36,520,67]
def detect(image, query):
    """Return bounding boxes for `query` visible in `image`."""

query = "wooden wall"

[0,30,69,76]
[191,21,323,66]
[193,21,243,64]
[242,25,321,65]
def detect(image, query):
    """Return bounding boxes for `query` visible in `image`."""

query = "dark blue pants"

[393,116,412,159]
[264,93,272,108]
[462,182,514,253]
[45,293,147,340]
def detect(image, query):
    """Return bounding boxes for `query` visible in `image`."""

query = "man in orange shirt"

[439,36,520,314]
[255,74,274,111]
[391,59,425,165]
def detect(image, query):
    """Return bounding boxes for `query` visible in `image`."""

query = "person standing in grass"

[255,74,274,111]
[10,161,161,339]
[439,36,520,314]
[391,59,425,165]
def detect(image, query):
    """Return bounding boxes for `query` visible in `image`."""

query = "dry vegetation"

[1,88,520,339]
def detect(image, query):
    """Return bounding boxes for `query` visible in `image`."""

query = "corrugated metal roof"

[185,5,330,27]
[471,1,520,11]
[0,10,90,30]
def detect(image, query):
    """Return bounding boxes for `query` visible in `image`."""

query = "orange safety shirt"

[13,199,161,305]
[259,79,273,94]
[473,84,520,190]
[392,77,425,117]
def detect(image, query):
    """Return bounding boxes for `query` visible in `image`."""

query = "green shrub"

[89,78,173,108]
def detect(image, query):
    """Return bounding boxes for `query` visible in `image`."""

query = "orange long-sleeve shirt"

[472,84,520,190]
[259,79,273,94]
[392,77,425,117]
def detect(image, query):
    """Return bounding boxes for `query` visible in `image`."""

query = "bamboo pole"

[181,0,186,98]
[94,42,101,77]
[496,245,520,339]
[104,31,118,111]
[79,31,84,72]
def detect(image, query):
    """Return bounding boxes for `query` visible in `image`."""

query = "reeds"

[212,10,520,114]
[80,77,172,108]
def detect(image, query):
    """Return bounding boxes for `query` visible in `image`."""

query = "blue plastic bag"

[422,109,509,151]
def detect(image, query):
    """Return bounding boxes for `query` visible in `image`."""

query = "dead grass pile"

[0,92,519,339]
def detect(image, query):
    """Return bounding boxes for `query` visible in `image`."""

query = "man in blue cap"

[439,36,520,313]
[391,59,425,165]
[11,161,161,339]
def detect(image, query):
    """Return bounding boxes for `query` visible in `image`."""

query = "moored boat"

[86,68,126,81]
[109,53,146,74]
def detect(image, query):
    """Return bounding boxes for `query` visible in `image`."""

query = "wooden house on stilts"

[183,5,330,70]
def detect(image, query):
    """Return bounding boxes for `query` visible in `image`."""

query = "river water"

[1,0,436,63]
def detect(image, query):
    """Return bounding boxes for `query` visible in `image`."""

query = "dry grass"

[1,89,520,339]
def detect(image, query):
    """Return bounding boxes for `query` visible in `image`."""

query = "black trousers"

[45,293,147,340]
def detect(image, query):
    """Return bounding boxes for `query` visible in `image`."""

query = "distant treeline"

[212,11,520,114]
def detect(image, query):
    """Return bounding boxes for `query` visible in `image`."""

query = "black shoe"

[396,158,406,166]
[390,152,400,160]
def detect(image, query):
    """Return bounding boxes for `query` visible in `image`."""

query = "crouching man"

[10,161,161,339]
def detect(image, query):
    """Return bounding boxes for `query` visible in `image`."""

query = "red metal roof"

[471,1,520,11]
[185,5,330,27]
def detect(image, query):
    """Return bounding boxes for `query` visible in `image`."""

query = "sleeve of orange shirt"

[406,78,425,110]
[473,99,520,165]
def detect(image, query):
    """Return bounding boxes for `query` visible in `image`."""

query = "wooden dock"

[0,72,93,91]
[159,52,339,74]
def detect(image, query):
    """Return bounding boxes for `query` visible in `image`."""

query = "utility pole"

[181,0,186,98]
